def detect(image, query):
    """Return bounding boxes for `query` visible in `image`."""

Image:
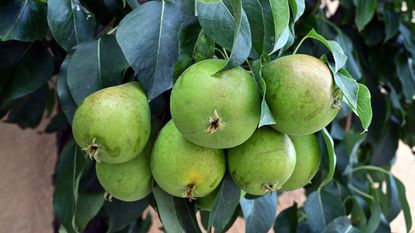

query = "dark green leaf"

[385,174,401,222]
[304,190,345,233]
[57,54,78,124]
[353,0,377,31]
[45,111,69,133]
[383,8,399,42]
[208,175,241,233]
[348,196,367,230]
[242,0,265,55]
[395,51,415,103]
[47,0,96,51]
[106,198,149,233]
[66,35,129,104]
[0,41,53,101]
[75,193,104,231]
[288,0,305,22]
[136,214,152,233]
[274,203,298,233]
[152,185,200,233]
[0,0,48,41]
[249,59,276,126]
[321,216,359,233]
[5,85,49,128]
[394,176,413,232]
[240,193,277,233]
[197,0,252,70]
[366,199,381,233]
[320,128,337,188]
[53,141,90,233]
[193,29,215,62]
[116,0,193,100]
[356,83,372,131]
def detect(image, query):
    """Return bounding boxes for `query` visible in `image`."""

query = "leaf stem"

[214,48,227,60]
[293,36,309,55]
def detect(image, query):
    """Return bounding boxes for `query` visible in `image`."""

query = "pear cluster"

[72,55,340,202]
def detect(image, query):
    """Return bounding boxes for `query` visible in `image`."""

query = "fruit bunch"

[72,54,339,205]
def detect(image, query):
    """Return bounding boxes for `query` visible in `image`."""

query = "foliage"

[0,0,414,232]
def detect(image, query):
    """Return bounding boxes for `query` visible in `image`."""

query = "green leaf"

[267,0,290,53]
[366,199,381,233]
[193,29,215,62]
[197,0,252,70]
[249,59,276,126]
[240,193,277,233]
[53,141,91,233]
[274,203,298,233]
[383,8,399,42]
[333,68,359,111]
[394,176,413,233]
[320,128,336,188]
[385,174,401,221]
[356,83,372,131]
[106,198,149,233]
[0,41,53,101]
[304,190,345,233]
[348,196,367,230]
[295,29,347,73]
[353,0,377,31]
[75,193,104,231]
[47,0,96,51]
[321,216,359,233]
[152,185,200,233]
[288,0,305,22]
[242,0,265,55]
[208,175,241,233]
[395,51,415,103]
[0,0,48,41]
[66,35,129,104]
[116,0,193,100]
[57,54,78,124]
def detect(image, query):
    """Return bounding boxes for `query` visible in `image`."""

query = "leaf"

[57,54,78,124]
[295,29,347,73]
[53,141,90,233]
[0,41,53,101]
[47,0,96,51]
[320,128,337,188]
[268,0,290,54]
[366,199,381,233]
[193,29,215,62]
[395,51,415,103]
[208,174,241,233]
[66,35,129,104]
[333,68,359,111]
[321,216,359,233]
[288,0,305,22]
[356,83,372,131]
[383,8,399,42]
[197,0,252,70]
[106,198,149,233]
[304,190,345,233]
[274,203,298,233]
[116,0,193,100]
[242,0,265,55]
[75,193,104,231]
[249,59,276,126]
[353,0,377,31]
[5,85,50,129]
[394,176,413,232]
[385,174,401,222]
[240,193,277,233]
[152,185,200,233]
[0,0,48,41]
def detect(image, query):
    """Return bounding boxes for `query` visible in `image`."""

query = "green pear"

[72,82,151,164]
[151,120,226,199]
[96,142,152,202]
[170,59,261,149]
[262,54,342,135]
[228,127,296,195]
[281,134,321,191]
